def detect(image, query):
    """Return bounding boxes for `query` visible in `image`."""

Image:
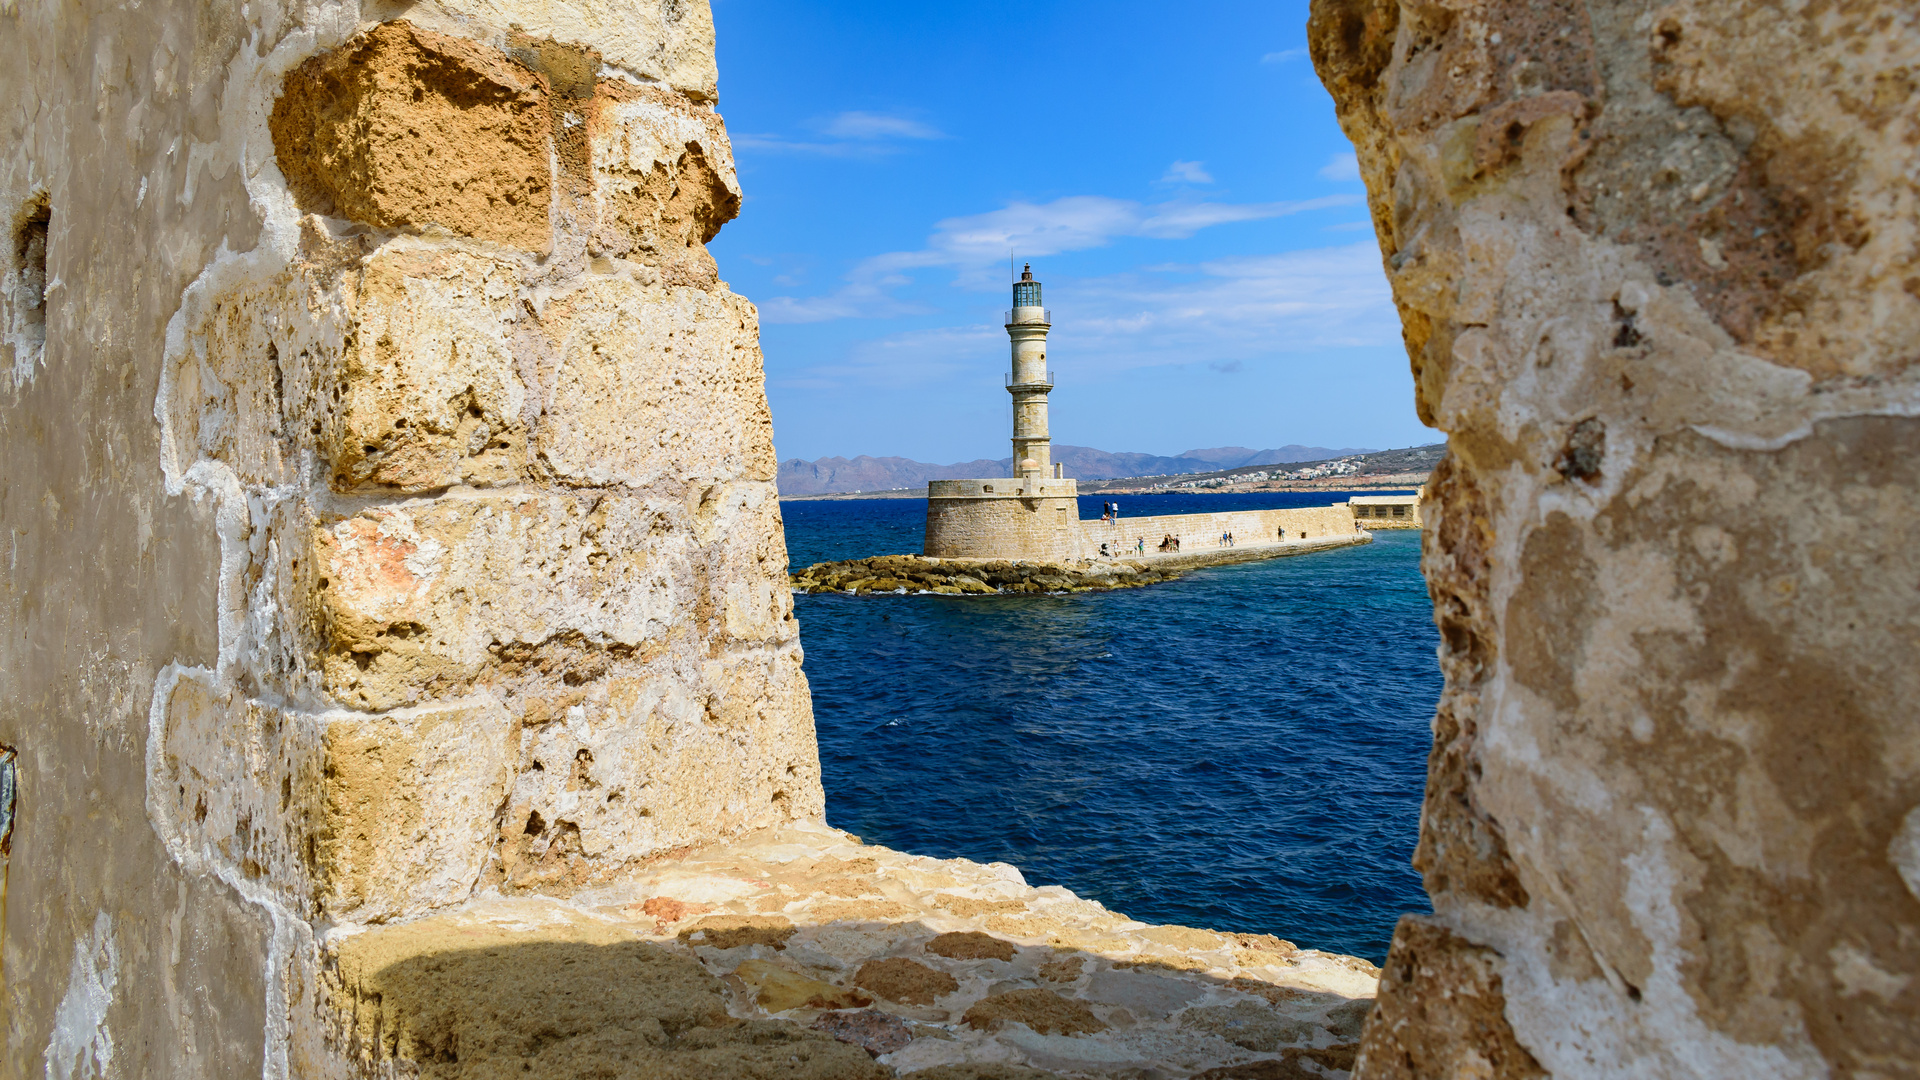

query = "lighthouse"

[921,263,1083,560]
[1007,264,1054,479]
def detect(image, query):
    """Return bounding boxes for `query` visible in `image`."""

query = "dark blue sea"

[782,492,1436,962]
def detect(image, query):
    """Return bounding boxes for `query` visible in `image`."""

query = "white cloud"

[823,111,944,140]
[771,324,1003,391]
[1160,160,1214,185]
[732,110,944,157]
[760,192,1363,322]
[1056,244,1400,366]
[1262,48,1307,63]
[1318,152,1361,182]
[775,244,1400,392]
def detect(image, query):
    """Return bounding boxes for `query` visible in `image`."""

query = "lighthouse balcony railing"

[1006,371,1055,389]
[1004,309,1052,326]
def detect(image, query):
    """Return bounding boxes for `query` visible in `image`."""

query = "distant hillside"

[776,443,1374,495]
[1082,442,1447,494]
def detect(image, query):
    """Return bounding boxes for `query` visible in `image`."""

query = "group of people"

[1100,500,1122,522]
[1157,534,1181,552]
[1218,531,1236,547]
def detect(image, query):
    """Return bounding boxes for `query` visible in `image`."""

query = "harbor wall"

[1081,505,1362,555]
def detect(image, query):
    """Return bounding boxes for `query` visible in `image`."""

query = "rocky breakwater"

[791,555,1180,596]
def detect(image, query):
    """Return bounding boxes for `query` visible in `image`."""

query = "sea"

[781,492,1437,963]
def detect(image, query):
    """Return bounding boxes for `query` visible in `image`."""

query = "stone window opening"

[10,192,51,357]
[0,743,14,858]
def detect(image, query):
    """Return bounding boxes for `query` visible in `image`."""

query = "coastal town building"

[924,267,1371,562]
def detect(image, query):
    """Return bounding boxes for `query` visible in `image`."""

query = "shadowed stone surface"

[319,823,1378,1077]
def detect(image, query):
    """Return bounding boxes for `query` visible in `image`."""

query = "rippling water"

[783,493,1437,962]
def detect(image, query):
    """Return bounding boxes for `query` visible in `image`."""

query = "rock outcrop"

[1310,1,1920,1076]
[791,556,1182,596]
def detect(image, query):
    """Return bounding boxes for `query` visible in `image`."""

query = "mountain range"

[777,444,1376,495]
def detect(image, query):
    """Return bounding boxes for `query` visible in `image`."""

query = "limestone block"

[153,673,513,922]
[430,0,719,101]
[310,494,689,710]
[588,91,742,269]
[494,651,822,889]
[698,481,798,644]
[158,223,361,490]
[318,699,517,922]
[271,22,555,252]
[328,246,529,491]
[532,269,777,487]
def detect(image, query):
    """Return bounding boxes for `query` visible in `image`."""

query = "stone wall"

[924,490,1086,561]
[1,0,822,1071]
[928,491,1361,564]
[1082,506,1362,554]
[1310,1,1919,1076]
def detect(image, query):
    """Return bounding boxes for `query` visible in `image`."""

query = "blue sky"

[708,2,1433,464]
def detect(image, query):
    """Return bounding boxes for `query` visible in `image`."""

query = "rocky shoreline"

[790,555,1180,595]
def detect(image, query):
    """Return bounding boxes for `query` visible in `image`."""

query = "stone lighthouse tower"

[1008,264,1054,479]
[921,263,1084,560]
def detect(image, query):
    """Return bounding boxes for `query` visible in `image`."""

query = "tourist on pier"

[1136,537,1145,555]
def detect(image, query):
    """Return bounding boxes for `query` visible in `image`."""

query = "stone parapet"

[927,478,1079,499]
[318,822,1383,1077]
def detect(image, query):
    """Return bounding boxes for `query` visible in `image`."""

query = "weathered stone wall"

[1081,506,1362,553]
[924,490,1087,561]
[1310,1,1919,1076]
[1,0,822,1071]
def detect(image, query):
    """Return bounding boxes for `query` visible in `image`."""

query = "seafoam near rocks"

[1310,1,1920,1076]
